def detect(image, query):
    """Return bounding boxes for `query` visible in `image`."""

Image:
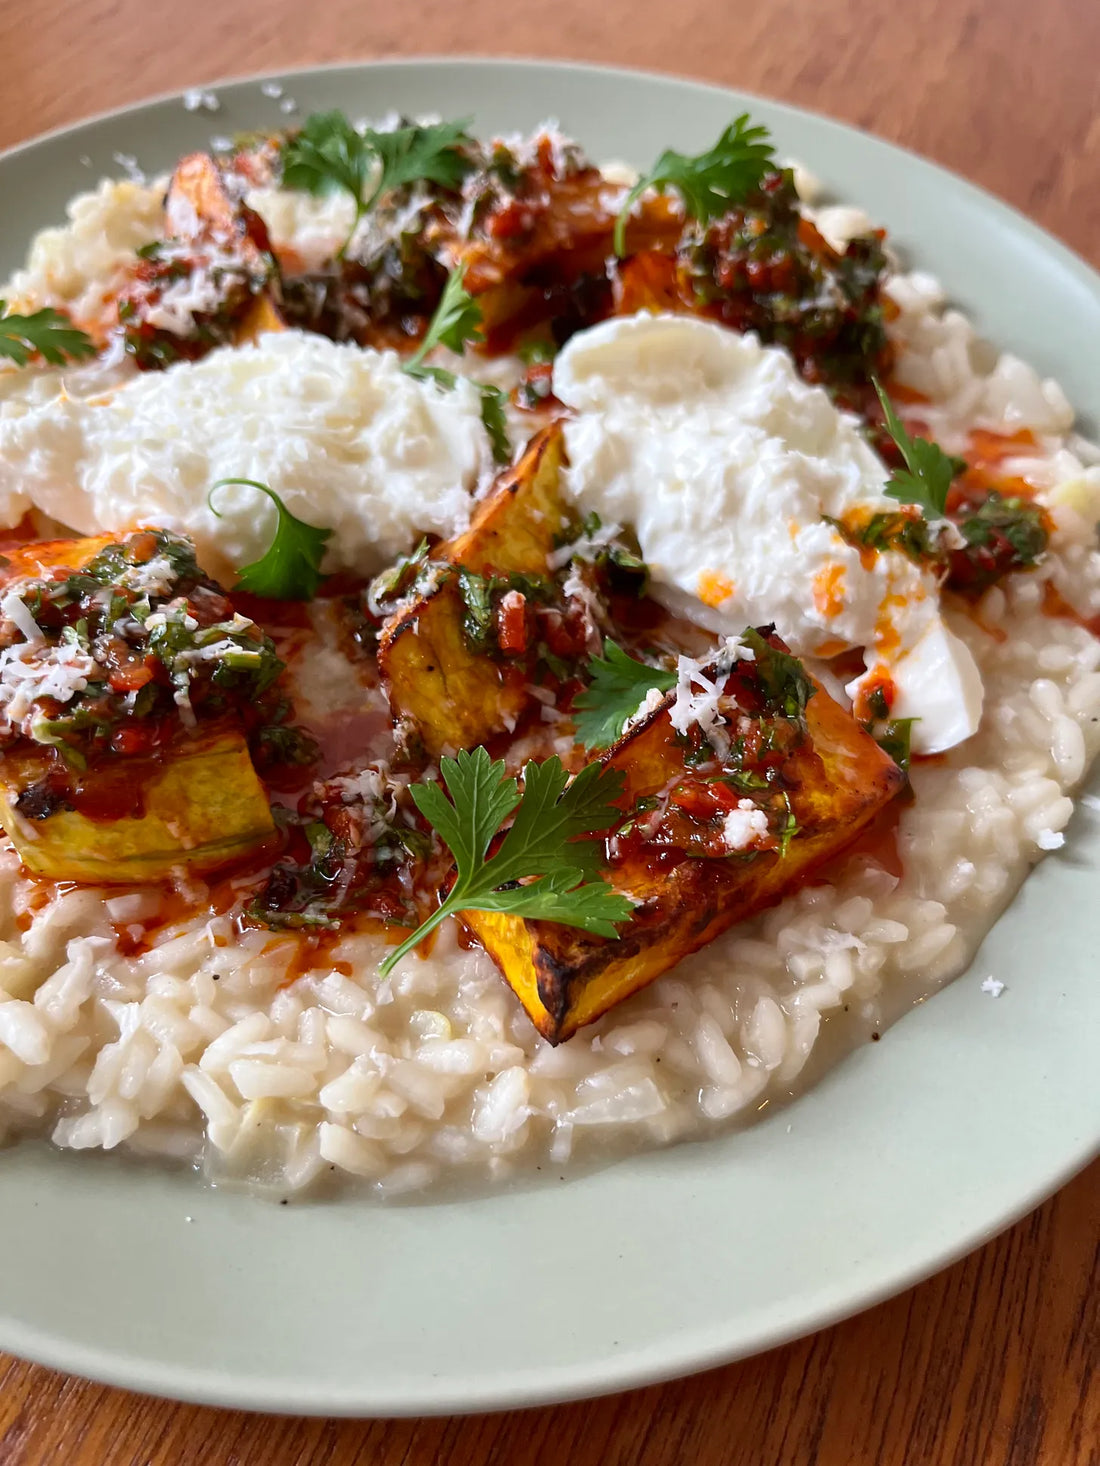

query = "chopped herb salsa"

[0,530,307,776]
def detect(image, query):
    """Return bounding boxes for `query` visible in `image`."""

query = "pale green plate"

[0,60,1098,1417]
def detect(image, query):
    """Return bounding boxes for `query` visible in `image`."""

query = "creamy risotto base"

[1,175,1098,1196]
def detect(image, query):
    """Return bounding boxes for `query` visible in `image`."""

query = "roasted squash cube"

[462,641,905,1042]
[165,154,286,346]
[378,424,569,758]
[118,152,282,367]
[0,730,275,883]
[0,529,282,884]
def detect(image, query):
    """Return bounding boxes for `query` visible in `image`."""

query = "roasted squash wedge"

[378,423,569,757]
[117,152,284,367]
[0,529,281,884]
[0,730,275,883]
[462,643,905,1042]
[169,153,287,344]
[234,289,286,345]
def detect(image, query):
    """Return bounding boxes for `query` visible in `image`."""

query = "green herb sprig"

[403,264,512,465]
[476,384,512,465]
[873,379,965,521]
[377,748,633,976]
[281,112,474,259]
[208,479,332,600]
[614,114,775,256]
[573,641,678,750]
[741,628,815,719]
[957,491,1047,565]
[0,300,96,367]
[403,261,484,382]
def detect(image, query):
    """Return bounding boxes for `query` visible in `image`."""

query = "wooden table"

[0,0,1097,1461]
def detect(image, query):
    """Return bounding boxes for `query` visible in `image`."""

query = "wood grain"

[0,0,1098,1461]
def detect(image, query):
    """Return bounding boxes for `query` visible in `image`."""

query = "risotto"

[0,114,1097,1197]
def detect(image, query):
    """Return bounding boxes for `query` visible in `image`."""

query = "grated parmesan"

[1,592,44,644]
[0,639,101,732]
[667,637,754,758]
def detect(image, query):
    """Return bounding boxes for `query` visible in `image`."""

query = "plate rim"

[3,53,1098,282]
[1,55,1098,1416]
[3,1134,1096,1417]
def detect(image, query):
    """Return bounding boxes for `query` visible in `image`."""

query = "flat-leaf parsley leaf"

[362,116,474,198]
[614,114,775,256]
[874,378,964,520]
[281,112,474,259]
[377,748,633,976]
[208,479,332,600]
[403,261,484,380]
[0,300,96,367]
[573,641,677,750]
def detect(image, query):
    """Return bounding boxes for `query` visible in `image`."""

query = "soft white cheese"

[553,313,983,753]
[865,615,984,753]
[0,330,490,586]
[722,801,770,851]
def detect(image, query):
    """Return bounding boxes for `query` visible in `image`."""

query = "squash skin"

[462,666,905,1043]
[377,423,568,759]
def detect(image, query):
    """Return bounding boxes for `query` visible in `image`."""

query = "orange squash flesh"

[0,533,276,884]
[377,423,569,759]
[462,663,905,1043]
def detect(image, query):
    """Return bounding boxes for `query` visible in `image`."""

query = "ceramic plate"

[1,59,1098,1416]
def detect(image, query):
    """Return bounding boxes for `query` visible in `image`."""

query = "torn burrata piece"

[553,312,983,753]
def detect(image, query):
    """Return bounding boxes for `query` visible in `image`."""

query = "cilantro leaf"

[478,383,512,465]
[573,641,677,750]
[208,478,332,600]
[0,299,96,367]
[873,378,964,520]
[281,112,474,259]
[377,748,633,975]
[614,114,775,256]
